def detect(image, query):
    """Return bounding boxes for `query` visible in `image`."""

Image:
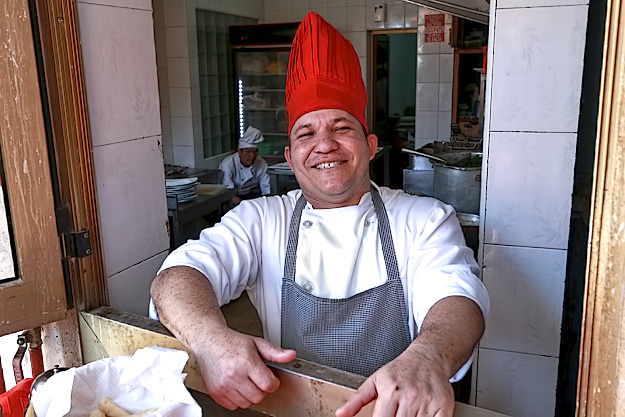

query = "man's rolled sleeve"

[151,205,261,318]
[412,268,490,334]
[407,201,490,381]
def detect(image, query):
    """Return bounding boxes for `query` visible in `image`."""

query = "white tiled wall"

[489,6,588,133]
[78,3,161,147]
[77,0,169,316]
[478,1,589,415]
[415,7,453,148]
[107,251,169,316]
[484,132,576,249]
[476,348,559,417]
[481,244,567,357]
[154,0,173,164]
[92,136,169,277]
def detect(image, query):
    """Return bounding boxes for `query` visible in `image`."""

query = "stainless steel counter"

[167,184,234,248]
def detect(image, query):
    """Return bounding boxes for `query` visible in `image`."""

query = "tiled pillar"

[77,0,169,316]
[415,8,453,149]
[477,2,589,416]
[163,0,196,168]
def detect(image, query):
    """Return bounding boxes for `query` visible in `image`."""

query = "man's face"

[285,109,377,209]
[237,147,258,167]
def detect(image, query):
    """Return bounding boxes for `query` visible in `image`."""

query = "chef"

[219,125,271,205]
[150,12,489,417]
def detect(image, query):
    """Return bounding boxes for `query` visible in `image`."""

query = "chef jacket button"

[364,219,371,227]
[303,282,313,292]
[303,220,313,228]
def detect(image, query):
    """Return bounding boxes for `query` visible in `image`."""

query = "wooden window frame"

[0,0,105,337]
[33,0,106,312]
[576,0,625,413]
[0,0,67,335]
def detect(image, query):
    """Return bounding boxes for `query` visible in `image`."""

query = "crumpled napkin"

[31,346,201,417]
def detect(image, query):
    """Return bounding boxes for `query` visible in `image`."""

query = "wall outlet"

[373,4,385,22]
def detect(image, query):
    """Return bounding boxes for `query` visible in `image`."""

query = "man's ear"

[366,133,379,161]
[285,145,294,170]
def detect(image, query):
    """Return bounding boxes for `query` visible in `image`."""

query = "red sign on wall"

[425,14,445,43]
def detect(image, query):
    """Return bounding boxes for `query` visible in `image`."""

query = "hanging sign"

[425,14,445,43]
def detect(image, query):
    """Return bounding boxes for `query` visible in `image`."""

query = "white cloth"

[219,152,271,196]
[150,183,490,381]
[239,126,264,149]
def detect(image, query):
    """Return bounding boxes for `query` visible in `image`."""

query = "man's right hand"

[194,327,296,410]
[151,267,296,410]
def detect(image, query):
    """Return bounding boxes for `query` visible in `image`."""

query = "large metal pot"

[432,151,482,215]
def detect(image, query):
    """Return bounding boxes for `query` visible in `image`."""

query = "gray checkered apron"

[281,187,412,376]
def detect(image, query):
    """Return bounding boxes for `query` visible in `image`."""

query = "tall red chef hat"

[285,12,368,136]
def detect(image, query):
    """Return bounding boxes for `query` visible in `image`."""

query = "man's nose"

[314,130,339,151]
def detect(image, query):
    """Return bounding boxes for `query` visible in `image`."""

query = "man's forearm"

[150,266,227,351]
[410,296,485,378]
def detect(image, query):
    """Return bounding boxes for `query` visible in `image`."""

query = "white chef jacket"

[151,182,490,381]
[219,152,271,196]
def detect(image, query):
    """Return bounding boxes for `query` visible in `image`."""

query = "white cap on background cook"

[238,126,264,149]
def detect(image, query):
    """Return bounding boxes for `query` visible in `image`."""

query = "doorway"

[370,31,417,189]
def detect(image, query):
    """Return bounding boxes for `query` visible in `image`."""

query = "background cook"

[219,125,271,205]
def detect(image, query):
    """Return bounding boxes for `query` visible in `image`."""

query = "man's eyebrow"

[332,117,358,125]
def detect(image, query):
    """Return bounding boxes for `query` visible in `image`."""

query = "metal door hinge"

[62,230,91,258]
[56,206,91,259]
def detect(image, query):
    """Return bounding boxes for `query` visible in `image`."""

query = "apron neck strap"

[283,186,401,283]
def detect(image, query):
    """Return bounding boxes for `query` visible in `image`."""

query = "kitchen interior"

[0,0,604,416]
[163,4,489,253]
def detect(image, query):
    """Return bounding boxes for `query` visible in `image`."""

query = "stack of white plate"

[166,177,198,203]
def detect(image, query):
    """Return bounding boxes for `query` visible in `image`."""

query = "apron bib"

[280,187,412,376]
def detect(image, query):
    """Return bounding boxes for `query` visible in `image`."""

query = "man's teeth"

[315,161,343,169]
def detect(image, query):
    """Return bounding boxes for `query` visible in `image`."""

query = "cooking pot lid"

[432,151,482,170]
[457,213,480,227]
[30,365,71,399]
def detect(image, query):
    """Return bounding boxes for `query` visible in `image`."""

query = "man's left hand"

[335,342,455,417]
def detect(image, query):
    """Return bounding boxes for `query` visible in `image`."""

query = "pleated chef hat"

[239,126,264,149]
[285,12,367,136]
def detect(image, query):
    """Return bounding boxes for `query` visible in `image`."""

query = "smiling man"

[150,12,489,417]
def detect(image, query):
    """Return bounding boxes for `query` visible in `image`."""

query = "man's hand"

[336,296,485,417]
[232,195,243,205]
[335,342,454,417]
[194,327,296,410]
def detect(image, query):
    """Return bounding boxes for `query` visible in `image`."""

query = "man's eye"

[297,132,313,139]
[336,126,351,131]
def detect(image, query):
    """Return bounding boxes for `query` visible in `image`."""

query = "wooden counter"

[79,307,507,417]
